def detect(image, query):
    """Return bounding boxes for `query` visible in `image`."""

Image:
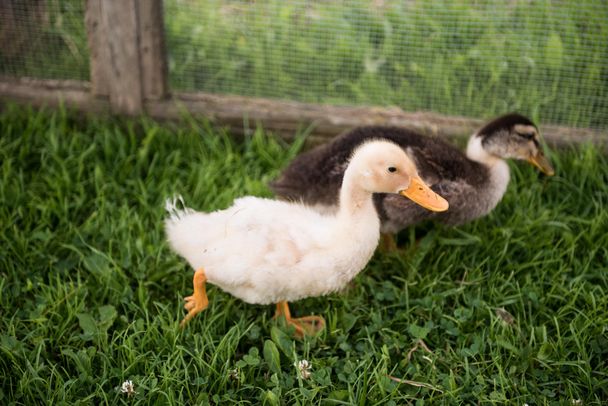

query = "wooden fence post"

[138,0,169,101]
[85,0,110,98]
[85,0,168,115]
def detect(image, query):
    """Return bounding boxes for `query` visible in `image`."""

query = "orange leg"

[379,233,398,252]
[180,268,209,328]
[274,301,325,338]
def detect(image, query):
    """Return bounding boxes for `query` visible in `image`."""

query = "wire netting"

[1,1,606,130]
[0,0,89,81]
[164,0,608,129]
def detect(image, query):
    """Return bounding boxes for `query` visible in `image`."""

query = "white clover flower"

[120,380,136,397]
[297,359,312,380]
[228,368,240,381]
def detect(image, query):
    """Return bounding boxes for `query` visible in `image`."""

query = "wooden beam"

[0,77,109,113]
[84,0,168,112]
[147,92,608,148]
[100,0,143,114]
[1,77,606,148]
[84,0,110,97]
[137,0,169,101]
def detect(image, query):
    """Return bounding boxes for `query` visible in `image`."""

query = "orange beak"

[400,176,449,212]
[527,152,555,176]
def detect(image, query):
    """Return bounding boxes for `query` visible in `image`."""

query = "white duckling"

[165,140,448,337]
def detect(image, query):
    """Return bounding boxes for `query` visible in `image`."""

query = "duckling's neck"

[466,134,503,167]
[338,182,376,219]
[337,170,380,228]
[466,134,510,211]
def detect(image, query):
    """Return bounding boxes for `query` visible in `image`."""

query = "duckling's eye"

[387,166,397,173]
[519,132,535,140]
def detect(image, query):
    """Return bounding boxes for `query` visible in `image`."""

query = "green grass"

[1,106,607,404]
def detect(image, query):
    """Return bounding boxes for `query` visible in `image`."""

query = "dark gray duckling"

[270,113,554,238]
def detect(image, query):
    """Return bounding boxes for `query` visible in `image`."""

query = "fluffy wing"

[177,197,334,286]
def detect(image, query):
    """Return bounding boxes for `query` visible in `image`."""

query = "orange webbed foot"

[379,233,398,252]
[274,301,325,338]
[180,269,209,328]
[291,315,325,338]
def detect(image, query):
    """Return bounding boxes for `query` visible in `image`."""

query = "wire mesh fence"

[1,1,606,130]
[165,0,608,129]
[0,0,89,81]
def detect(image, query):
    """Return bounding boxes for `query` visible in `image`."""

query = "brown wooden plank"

[0,77,109,113]
[100,0,143,114]
[85,0,110,97]
[137,0,169,101]
[0,77,605,148]
[147,92,608,148]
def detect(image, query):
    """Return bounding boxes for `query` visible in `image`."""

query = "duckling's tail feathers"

[165,195,195,222]
[165,195,205,266]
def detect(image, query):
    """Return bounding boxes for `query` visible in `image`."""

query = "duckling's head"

[469,113,554,175]
[347,140,449,212]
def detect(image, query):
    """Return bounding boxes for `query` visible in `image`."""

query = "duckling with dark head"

[270,113,554,246]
